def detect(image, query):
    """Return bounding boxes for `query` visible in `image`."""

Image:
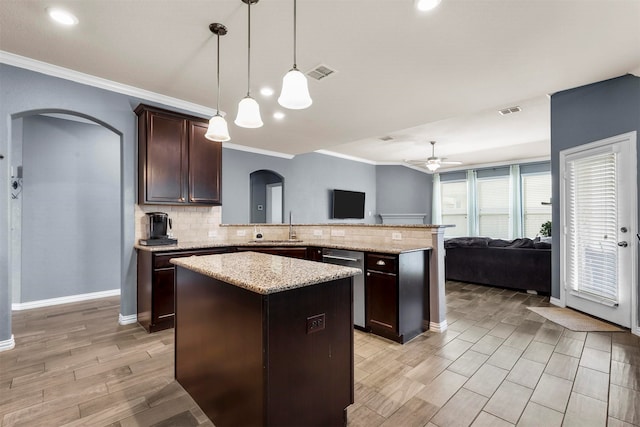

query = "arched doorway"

[9,111,122,308]
[250,170,284,223]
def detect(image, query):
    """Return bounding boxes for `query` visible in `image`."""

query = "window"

[477,177,510,238]
[441,180,467,237]
[522,173,552,237]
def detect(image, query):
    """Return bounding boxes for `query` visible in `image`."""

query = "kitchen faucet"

[289,211,296,240]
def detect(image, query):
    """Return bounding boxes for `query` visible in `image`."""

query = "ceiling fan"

[405,141,462,173]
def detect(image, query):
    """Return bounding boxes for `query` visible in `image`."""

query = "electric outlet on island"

[236,230,247,237]
[392,232,402,240]
[306,313,326,334]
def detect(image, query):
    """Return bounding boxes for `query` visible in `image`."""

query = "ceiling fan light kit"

[205,23,231,142]
[235,0,264,128]
[407,140,462,173]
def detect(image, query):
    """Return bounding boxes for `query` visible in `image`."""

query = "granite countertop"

[171,252,362,295]
[135,238,432,254]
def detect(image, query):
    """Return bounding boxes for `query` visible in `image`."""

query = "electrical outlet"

[392,232,402,240]
[208,230,217,238]
[331,229,345,237]
[306,313,325,334]
[236,230,246,237]
[313,229,323,236]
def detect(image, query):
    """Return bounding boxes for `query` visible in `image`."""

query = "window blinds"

[522,174,552,237]
[441,180,467,237]
[566,152,618,303]
[477,177,510,238]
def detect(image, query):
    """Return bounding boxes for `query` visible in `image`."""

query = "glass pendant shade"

[205,114,230,142]
[426,162,440,172]
[235,96,263,128]
[416,0,441,11]
[278,68,312,110]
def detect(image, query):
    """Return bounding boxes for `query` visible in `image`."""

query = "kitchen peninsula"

[171,251,361,426]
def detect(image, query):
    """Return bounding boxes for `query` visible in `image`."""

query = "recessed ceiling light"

[415,0,441,12]
[260,87,275,97]
[273,112,285,120]
[47,7,78,26]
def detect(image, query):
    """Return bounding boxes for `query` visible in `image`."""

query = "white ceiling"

[1,0,639,171]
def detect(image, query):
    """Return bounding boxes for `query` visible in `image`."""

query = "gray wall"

[20,115,120,302]
[376,165,432,223]
[550,74,640,300]
[222,151,378,224]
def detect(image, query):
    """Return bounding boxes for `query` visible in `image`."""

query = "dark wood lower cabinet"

[136,247,229,332]
[366,250,429,343]
[175,267,354,426]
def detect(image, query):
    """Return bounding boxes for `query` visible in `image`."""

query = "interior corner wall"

[550,74,640,300]
[376,165,432,223]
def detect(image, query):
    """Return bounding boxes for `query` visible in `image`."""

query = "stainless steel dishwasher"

[322,248,365,328]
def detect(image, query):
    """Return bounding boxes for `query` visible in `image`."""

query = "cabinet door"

[188,121,222,205]
[143,112,188,203]
[153,268,175,322]
[366,271,398,334]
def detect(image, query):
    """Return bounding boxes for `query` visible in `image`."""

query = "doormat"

[527,307,625,332]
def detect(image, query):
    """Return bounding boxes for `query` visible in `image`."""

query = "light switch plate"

[331,229,345,237]
[392,232,402,240]
[313,229,323,236]
[208,230,217,238]
[236,230,246,237]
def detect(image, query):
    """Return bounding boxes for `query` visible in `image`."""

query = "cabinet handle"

[376,260,386,266]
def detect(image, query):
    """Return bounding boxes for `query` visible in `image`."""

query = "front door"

[560,131,637,327]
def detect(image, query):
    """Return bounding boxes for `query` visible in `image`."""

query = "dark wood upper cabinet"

[136,104,222,205]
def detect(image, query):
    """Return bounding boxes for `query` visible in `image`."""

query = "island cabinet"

[366,250,429,343]
[135,104,222,205]
[136,247,229,332]
[173,252,357,426]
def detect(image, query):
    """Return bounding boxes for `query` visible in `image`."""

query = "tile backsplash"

[135,205,222,242]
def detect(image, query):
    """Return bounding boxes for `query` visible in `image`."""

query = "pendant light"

[205,23,231,142]
[235,0,263,128]
[278,0,312,110]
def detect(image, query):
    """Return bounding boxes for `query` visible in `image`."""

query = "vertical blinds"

[567,152,618,303]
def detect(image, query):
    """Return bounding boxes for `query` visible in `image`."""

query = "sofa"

[444,237,551,294]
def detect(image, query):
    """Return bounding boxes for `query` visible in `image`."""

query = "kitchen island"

[171,251,361,427]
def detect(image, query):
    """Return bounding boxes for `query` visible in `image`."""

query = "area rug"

[527,307,625,332]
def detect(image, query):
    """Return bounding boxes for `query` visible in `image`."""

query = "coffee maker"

[139,212,178,246]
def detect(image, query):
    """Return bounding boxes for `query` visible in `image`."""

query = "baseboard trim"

[119,313,138,325]
[429,320,448,333]
[12,289,120,311]
[0,335,16,353]
[550,297,564,307]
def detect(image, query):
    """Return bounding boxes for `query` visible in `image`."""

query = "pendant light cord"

[216,31,221,114]
[247,0,251,96]
[293,0,297,69]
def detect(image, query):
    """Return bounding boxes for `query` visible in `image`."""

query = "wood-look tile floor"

[1,281,639,426]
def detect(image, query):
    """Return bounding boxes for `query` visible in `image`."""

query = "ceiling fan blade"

[439,161,463,165]
[405,159,431,164]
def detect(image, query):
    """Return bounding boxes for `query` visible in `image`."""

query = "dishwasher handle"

[322,255,361,263]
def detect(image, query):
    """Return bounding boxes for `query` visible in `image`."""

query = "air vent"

[379,136,394,141]
[499,106,522,115]
[306,64,336,81]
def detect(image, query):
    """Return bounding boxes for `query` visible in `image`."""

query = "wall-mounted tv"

[332,189,365,219]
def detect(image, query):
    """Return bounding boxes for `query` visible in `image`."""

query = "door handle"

[618,241,628,247]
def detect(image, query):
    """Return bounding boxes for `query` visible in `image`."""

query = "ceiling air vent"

[499,106,522,115]
[306,64,336,81]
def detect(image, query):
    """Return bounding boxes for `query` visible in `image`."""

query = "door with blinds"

[560,132,637,327]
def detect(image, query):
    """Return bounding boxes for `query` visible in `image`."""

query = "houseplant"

[539,221,552,237]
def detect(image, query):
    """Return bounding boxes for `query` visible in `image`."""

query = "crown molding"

[0,50,217,117]
[223,142,295,159]
[314,149,378,165]
[0,50,297,159]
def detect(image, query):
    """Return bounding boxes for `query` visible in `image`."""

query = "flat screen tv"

[332,189,365,219]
